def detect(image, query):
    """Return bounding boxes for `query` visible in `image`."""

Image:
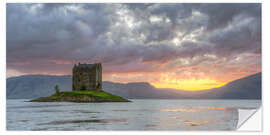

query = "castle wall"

[96,63,102,90]
[72,63,102,91]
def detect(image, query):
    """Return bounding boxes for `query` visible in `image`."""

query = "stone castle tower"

[72,63,102,91]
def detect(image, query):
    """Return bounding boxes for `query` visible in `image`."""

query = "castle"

[72,63,102,91]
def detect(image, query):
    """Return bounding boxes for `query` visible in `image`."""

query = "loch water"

[6,99,261,130]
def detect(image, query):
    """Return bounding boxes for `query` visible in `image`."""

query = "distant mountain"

[208,72,262,99]
[7,75,72,99]
[6,73,261,99]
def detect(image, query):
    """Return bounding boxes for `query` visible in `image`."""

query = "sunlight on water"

[183,120,212,126]
[159,106,233,113]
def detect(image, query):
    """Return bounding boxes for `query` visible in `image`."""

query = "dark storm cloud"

[6,3,261,75]
[7,4,113,41]
[7,4,115,64]
[197,3,261,30]
[209,14,261,57]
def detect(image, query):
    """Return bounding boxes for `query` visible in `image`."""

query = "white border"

[0,0,6,134]
[1,0,268,135]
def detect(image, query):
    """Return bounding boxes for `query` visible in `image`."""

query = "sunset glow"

[152,78,227,91]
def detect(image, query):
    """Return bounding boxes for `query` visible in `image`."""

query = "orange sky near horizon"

[6,60,261,91]
[101,70,261,91]
[152,78,227,91]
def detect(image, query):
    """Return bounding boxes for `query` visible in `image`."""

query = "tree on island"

[55,85,60,95]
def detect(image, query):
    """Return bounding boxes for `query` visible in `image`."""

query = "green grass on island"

[30,90,130,103]
[61,90,126,100]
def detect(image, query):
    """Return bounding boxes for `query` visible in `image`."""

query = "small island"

[30,63,130,103]
[30,90,130,102]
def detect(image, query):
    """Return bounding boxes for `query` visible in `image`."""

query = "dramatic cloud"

[6,3,261,90]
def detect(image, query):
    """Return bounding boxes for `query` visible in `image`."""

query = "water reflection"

[182,120,212,126]
[157,106,239,129]
[159,106,235,113]
[39,118,127,125]
[7,99,260,130]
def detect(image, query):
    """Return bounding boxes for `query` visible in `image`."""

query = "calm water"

[6,99,261,130]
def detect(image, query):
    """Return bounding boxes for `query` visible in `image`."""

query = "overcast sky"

[6,3,261,90]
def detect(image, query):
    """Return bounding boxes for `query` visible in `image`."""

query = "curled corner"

[237,107,262,131]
